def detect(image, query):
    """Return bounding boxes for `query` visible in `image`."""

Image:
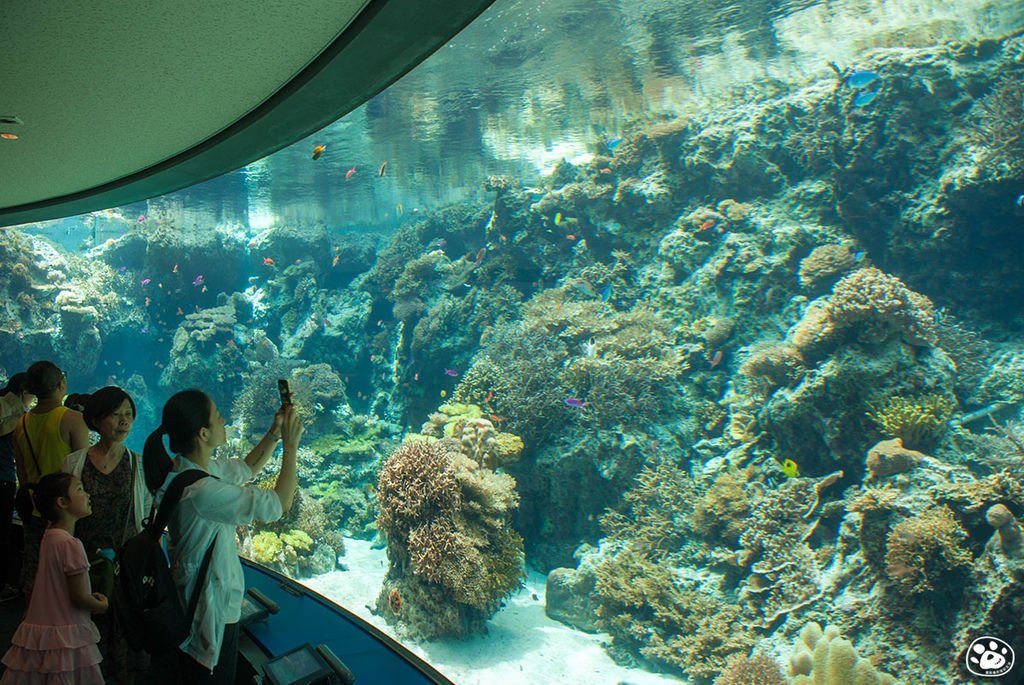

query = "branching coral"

[826,267,937,346]
[884,505,973,597]
[867,392,956,451]
[376,437,524,638]
[790,267,938,356]
[966,73,1024,175]
[594,545,758,680]
[713,652,786,685]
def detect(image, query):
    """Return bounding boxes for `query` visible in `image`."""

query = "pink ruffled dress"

[1,528,103,685]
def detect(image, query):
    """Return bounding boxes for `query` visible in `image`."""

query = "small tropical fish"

[172,264,179,273]
[332,254,340,267]
[345,166,357,181]
[564,398,587,409]
[312,144,326,160]
[141,278,151,286]
[571,280,598,298]
[413,372,420,381]
[846,71,879,89]
[600,284,612,302]
[583,338,597,358]
[201,285,207,293]
[599,167,613,174]
[1015,194,1024,216]
[566,234,576,241]
[473,248,486,267]
[554,212,563,225]
[699,219,716,230]
[708,350,724,368]
[176,307,183,316]
[192,275,204,286]
[137,215,146,222]
[378,160,388,176]
[485,391,494,403]
[607,137,623,151]
[444,368,459,377]
[434,239,447,249]
[144,297,150,306]
[781,459,800,478]
[440,390,447,398]
[489,414,506,423]
[396,203,404,216]
[853,90,879,107]
[263,257,275,266]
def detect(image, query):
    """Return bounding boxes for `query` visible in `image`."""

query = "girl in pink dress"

[1,472,108,684]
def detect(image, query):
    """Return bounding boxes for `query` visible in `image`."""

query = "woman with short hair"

[63,385,152,684]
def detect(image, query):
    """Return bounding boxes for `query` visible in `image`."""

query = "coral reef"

[789,622,897,684]
[375,437,524,639]
[713,652,785,685]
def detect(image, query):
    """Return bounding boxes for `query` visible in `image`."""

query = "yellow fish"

[554,212,563,225]
[781,459,800,478]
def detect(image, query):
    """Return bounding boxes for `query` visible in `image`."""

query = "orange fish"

[378,160,388,176]
[312,144,326,160]
[473,248,486,267]
[172,263,179,273]
[332,254,340,267]
[485,391,494,403]
[708,350,724,368]
[263,257,275,266]
[599,168,613,174]
[176,307,184,316]
[345,166,357,181]
[699,219,716,230]
[566,234,576,241]
[489,414,506,423]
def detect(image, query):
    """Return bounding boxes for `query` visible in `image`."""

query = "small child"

[1,472,107,684]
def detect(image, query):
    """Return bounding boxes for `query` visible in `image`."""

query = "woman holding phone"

[144,386,301,683]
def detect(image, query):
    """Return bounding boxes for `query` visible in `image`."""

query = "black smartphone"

[277,379,292,407]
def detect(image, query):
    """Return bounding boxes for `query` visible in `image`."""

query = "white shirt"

[155,454,283,672]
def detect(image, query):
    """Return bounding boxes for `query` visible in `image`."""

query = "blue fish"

[853,89,879,107]
[1015,194,1024,216]
[600,284,613,302]
[847,71,879,89]
[607,137,623,152]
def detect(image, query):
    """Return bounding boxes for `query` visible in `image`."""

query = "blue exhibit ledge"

[241,559,453,685]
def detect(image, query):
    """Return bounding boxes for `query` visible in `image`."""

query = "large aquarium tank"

[3,0,1024,682]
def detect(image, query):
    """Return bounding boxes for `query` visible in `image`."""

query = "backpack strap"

[149,469,212,535]
[149,468,220,627]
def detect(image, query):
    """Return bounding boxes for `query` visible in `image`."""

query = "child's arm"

[66,572,108,614]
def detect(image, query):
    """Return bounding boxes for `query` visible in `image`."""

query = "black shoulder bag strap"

[19,414,39,481]
[150,469,220,622]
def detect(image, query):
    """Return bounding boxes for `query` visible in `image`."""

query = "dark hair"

[1,372,30,397]
[32,472,76,523]
[26,361,63,398]
[143,389,212,492]
[64,393,87,412]
[82,386,136,432]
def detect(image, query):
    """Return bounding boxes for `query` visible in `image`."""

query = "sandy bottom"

[301,538,685,685]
